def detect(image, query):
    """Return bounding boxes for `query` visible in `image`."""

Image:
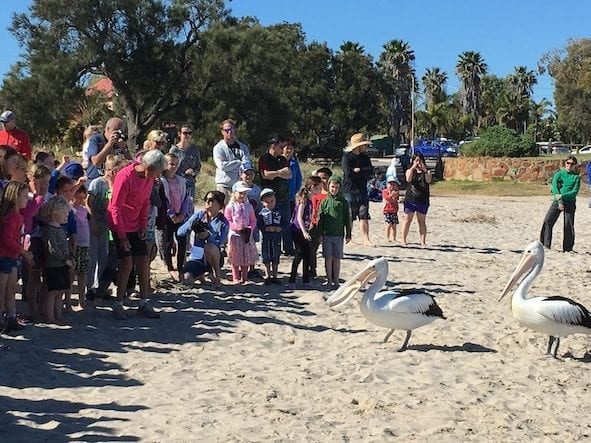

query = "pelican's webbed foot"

[397,330,412,352]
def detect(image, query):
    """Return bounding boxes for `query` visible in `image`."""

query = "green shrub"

[461,125,538,157]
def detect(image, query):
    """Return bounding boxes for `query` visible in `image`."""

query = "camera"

[112,130,128,143]
[191,219,210,235]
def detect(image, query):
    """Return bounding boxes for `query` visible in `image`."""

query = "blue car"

[413,139,458,158]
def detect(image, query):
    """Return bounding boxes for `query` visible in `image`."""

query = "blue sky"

[2,0,591,106]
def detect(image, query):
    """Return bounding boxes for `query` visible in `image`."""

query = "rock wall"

[442,157,586,184]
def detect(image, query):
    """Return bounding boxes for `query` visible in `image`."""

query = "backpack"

[586,161,591,185]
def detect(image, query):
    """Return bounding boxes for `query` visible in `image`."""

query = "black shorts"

[345,192,370,220]
[114,232,148,259]
[43,266,71,292]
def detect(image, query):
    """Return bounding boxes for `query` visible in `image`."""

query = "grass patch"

[430,180,551,197]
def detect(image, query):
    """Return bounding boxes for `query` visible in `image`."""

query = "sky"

[2,0,591,106]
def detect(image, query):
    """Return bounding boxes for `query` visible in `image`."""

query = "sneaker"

[4,317,24,333]
[137,303,160,319]
[302,283,313,290]
[112,304,128,320]
[248,269,263,279]
[270,278,282,285]
[285,283,295,290]
[264,278,272,286]
[86,288,96,301]
[16,314,33,326]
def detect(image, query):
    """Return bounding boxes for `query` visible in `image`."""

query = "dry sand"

[2,195,591,441]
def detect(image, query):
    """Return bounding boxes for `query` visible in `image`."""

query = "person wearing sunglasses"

[177,191,229,287]
[540,155,581,252]
[169,124,202,198]
[213,119,251,203]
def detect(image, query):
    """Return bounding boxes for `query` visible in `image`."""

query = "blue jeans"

[276,199,295,254]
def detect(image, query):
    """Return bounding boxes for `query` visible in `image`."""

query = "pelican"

[326,257,445,351]
[499,240,591,358]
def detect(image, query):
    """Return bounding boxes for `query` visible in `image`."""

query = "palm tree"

[507,66,537,99]
[422,67,447,109]
[531,98,553,142]
[379,39,415,146]
[456,51,488,130]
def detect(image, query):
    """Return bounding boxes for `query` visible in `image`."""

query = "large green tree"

[540,38,591,143]
[330,42,383,147]
[6,0,226,148]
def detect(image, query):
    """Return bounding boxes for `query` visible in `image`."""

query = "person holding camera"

[177,191,229,288]
[83,117,132,182]
[400,152,432,247]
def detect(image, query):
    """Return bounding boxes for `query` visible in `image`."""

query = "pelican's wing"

[537,296,591,327]
[378,291,445,318]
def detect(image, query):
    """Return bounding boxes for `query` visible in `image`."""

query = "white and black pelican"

[326,257,445,351]
[499,240,591,358]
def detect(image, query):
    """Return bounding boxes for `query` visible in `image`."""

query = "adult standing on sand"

[400,152,432,247]
[213,119,251,203]
[341,133,374,246]
[540,155,581,252]
[107,149,166,320]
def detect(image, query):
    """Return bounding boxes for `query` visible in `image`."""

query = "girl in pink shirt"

[156,153,192,281]
[224,181,258,284]
[0,181,32,332]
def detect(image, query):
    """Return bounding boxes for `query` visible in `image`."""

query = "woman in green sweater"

[540,156,581,252]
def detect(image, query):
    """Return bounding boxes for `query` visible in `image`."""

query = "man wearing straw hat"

[341,132,374,246]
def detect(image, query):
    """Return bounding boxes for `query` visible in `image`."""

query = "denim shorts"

[0,257,18,274]
[404,201,429,215]
[322,236,344,259]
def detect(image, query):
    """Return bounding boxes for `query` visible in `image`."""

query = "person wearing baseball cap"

[0,110,32,160]
[257,187,282,284]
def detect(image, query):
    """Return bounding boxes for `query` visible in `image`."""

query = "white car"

[572,145,591,154]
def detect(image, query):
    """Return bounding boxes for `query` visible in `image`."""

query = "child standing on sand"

[224,181,258,284]
[41,196,75,324]
[317,176,351,290]
[382,178,400,242]
[287,176,322,289]
[257,188,282,284]
[72,186,90,309]
[0,181,33,332]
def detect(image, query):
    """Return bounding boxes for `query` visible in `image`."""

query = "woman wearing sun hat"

[341,133,374,246]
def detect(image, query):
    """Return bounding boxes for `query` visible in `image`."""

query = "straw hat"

[344,133,370,152]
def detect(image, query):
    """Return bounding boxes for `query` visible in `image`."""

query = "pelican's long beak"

[499,252,536,302]
[326,265,377,308]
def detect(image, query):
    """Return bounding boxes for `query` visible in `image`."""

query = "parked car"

[551,146,571,155]
[413,139,458,158]
[571,145,591,155]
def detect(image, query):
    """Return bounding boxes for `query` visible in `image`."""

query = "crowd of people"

[1,110,418,332]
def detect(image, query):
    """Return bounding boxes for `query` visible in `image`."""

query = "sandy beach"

[2,194,591,441]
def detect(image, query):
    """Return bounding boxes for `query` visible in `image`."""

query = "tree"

[379,39,415,147]
[540,38,591,143]
[456,51,488,131]
[330,42,383,147]
[186,18,334,153]
[7,0,227,148]
[479,74,505,129]
[422,67,447,109]
[507,65,537,99]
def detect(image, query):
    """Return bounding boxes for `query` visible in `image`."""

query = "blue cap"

[240,162,254,173]
[64,162,85,180]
